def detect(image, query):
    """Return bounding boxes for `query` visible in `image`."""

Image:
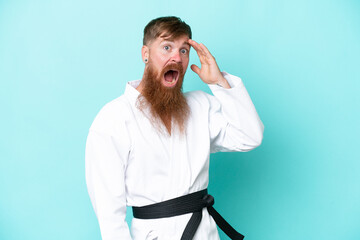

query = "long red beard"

[136,62,190,135]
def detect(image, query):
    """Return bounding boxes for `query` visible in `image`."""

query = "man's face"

[137,34,191,135]
[145,34,190,88]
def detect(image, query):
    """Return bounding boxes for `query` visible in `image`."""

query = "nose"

[170,51,182,63]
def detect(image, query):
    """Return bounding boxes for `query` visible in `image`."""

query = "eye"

[181,49,188,54]
[164,45,170,51]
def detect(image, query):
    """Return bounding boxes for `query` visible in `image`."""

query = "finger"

[188,39,206,63]
[188,39,206,56]
[188,39,200,50]
[190,64,201,75]
[199,43,214,59]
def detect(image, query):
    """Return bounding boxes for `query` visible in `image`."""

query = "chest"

[123,101,212,203]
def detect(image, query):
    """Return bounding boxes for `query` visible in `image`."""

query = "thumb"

[190,64,200,75]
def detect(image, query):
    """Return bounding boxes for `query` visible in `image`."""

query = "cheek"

[151,53,166,65]
[183,58,189,69]
[159,55,168,63]
[154,53,168,63]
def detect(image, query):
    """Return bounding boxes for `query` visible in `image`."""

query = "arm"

[85,104,132,240]
[207,71,264,152]
[187,39,263,152]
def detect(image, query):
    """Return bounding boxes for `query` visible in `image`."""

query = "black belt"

[132,189,245,240]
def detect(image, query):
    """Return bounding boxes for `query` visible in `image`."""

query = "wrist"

[216,76,231,89]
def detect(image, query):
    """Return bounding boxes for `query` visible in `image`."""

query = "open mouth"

[163,70,179,87]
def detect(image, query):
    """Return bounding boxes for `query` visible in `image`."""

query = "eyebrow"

[183,42,191,48]
[161,39,190,48]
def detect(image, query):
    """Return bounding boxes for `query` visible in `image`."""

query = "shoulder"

[185,90,219,108]
[89,95,130,135]
[185,90,213,105]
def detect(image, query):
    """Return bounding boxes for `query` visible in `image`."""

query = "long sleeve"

[85,103,132,240]
[207,71,264,153]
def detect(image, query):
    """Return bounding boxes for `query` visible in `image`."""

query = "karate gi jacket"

[85,71,264,240]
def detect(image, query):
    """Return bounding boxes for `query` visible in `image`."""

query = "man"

[85,16,264,240]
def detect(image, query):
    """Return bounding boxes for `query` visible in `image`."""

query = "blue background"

[1,0,359,239]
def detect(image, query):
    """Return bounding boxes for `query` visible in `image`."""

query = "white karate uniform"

[85,71,264,240]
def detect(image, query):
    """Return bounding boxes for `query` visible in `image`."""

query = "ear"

[141,45,149,63]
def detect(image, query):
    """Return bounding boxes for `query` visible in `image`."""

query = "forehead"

[153,34,190,46]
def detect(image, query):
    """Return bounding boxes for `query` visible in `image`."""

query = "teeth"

[167,76,176,84]
[164,73,177,85]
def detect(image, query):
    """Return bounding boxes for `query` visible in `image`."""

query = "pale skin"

[187,39,231,89]
[137,35,230,93]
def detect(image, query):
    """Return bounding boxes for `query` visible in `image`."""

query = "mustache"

[161,62,184,76]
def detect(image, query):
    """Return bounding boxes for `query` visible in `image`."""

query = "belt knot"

[202,194,214,207]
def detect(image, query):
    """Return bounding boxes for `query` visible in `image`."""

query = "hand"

[188,39,230,88]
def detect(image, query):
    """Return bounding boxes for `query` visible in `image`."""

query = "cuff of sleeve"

[208,71,244,92]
